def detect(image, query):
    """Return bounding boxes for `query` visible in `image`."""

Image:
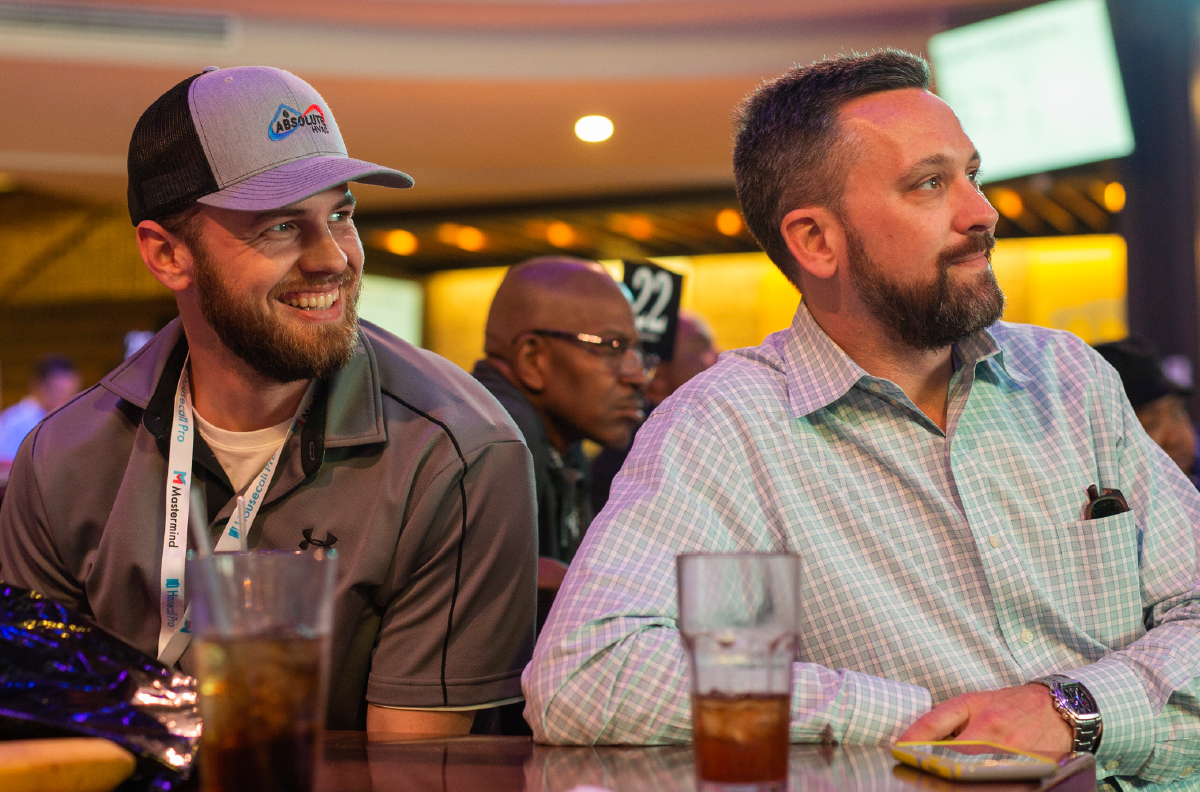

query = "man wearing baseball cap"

[0,66,537,735]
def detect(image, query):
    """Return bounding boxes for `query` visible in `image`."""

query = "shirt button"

[1181,766,1194,778]
[1019,629,1034,643]
[988,535,1002,548]
[1105,760,1121,771]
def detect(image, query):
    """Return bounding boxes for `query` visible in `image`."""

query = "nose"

[617,348,651,386]
[298,223,353,276]
[954,176,999,235]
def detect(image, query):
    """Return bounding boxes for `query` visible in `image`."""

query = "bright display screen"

[928,0,1135,183]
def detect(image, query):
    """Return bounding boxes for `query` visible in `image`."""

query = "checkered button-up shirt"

[523,302,1200,787]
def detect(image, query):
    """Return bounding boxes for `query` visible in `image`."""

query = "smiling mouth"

[280,287,340,311]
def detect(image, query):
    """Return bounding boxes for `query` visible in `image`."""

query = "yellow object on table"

[0,737,136,792]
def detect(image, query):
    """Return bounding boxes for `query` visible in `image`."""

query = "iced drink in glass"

[187,550,337,792]
[677,553,800,791]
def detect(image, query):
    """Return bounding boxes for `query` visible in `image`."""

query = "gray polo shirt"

[0,319,537,729]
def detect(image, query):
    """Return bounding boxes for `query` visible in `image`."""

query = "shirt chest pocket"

[1054,510,1144,649]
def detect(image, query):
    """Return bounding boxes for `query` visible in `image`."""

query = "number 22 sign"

[623,260,683,363]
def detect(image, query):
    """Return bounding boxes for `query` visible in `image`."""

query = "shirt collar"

[101,318,386,472]
[967,321,1033,388]
[778,302,1028,418]
[777,302,868,418]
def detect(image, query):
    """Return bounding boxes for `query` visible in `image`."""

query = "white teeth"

[284,289,338,311]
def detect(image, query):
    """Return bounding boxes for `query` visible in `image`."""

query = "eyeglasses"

[1084,483,1130,520]
[530,329,659,377]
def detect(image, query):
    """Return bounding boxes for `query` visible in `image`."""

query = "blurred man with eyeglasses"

[473,257,650,583]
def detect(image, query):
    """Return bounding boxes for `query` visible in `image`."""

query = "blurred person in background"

[0,66,535,737]
[0,355,80,469]
[1094,338,1199,488]
[473,257,650,619]
[590,309,719,513]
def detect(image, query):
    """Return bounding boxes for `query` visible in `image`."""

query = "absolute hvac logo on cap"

[127,65,414,225]
[268,103,330,141]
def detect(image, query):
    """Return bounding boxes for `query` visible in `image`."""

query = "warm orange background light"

[421,235,1128,370]
[381,229,418,256]
[716,208,744,236]
[546,221,578,248]
[1103,182,1126,213]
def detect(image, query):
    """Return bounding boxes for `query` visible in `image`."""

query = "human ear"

[780,207,841,281]
[511,336,548,392]
[136,221,196,293]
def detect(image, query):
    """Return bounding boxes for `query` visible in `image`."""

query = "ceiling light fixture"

[575,115,614,143]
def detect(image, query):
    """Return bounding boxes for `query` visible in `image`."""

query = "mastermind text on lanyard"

[157,361,315,666]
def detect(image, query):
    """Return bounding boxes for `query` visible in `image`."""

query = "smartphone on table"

[892,741,1063,781]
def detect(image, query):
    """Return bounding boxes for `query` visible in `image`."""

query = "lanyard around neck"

[156,361,315,665]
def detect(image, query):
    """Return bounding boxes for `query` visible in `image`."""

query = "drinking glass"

[187,550,337,792]
[677,553,800,791]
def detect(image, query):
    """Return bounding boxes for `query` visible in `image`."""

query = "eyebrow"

[253,191,356,223]
[896,150,981,187]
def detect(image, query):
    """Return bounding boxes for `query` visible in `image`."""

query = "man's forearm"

[366,704,475,738]
[526,619,931,746]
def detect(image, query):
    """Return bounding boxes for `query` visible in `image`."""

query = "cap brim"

[195,155,413,212]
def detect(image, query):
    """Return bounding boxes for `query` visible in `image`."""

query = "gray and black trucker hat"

[127,66,413,225]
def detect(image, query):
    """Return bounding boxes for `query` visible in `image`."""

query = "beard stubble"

[191,242,362,384]
[845,224,1005,351]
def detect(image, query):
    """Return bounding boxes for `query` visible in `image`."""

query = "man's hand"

[898,684,1072,752]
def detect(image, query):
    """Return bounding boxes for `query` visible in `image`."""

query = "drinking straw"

[189,486,214,558]
[188,485,233,636]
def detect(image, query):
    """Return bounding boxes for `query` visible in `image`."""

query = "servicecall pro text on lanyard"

[157,359,315,666]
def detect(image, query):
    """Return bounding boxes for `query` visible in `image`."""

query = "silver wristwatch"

[1032,675,1103,753]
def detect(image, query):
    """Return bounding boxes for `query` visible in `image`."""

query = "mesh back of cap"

[127,72,219,225]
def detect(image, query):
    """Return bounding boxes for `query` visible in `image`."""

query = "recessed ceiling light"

[575,115,614,143]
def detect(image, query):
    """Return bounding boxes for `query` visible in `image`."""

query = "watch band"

[1032,674,1103,754]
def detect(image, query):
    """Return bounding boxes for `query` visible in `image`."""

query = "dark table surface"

[315,733,1096,792]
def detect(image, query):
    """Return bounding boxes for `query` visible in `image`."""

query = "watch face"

[1060,684,1098,715]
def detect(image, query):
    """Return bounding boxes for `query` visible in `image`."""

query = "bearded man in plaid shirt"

[523,51,1200,790]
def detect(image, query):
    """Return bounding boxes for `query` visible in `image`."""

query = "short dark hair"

[154,201,204,250]
[733,50,931,287]
[34,355,76,382]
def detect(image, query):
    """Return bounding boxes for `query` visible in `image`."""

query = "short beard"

[845,224,1005,351]
[192,243,361,384]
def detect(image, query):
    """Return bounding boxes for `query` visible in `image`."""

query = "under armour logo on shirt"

[299,528,338,550]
